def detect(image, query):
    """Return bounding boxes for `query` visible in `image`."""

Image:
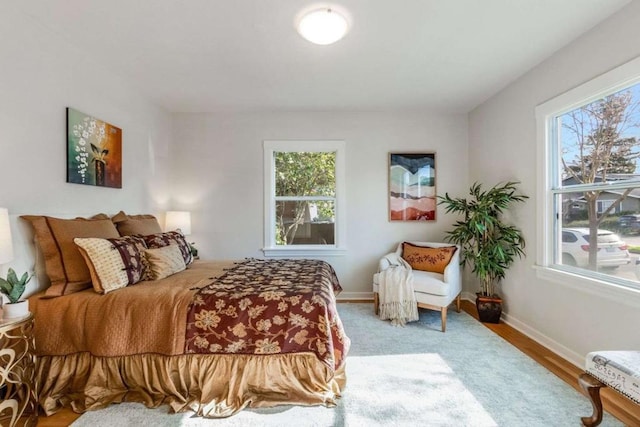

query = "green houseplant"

[438,181,528,323]
[0,268,32,318]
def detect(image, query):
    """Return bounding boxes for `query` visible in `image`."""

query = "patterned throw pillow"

[401,243,457,274]
[145,244,186,280]
[74,236,149,294]
[142,231,193,265]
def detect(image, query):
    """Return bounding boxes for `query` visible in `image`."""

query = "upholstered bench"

[579,351,640,426]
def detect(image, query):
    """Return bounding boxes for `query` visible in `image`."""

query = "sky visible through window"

[559,82,640,177]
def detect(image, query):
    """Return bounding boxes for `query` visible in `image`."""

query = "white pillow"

[74,236,148,294]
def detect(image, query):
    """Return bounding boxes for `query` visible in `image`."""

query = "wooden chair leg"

[455,294,461,313]
[373,292,379,315]
[440,307,447,332]
[578,373,604,427]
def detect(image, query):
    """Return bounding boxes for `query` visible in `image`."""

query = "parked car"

[618,214,640,232]
[562,228,630,268]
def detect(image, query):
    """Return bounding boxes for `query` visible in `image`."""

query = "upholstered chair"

[373,241,462,332]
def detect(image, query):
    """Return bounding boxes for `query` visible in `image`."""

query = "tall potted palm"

[438,181,528,323]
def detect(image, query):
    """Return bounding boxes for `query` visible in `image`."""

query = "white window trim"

[535,55,640,308]
[262,140,347,257]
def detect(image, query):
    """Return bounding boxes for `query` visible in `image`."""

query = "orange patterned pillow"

[401,243,457,274]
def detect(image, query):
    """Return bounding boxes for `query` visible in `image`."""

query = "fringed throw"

[377,257,418,326]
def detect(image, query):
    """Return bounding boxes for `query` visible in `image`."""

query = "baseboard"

[460,291,476,302]
[337,291,374,301]
[500,312,584,368]
[461,292,583,368]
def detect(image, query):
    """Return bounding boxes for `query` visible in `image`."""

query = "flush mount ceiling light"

[296,8,349,45]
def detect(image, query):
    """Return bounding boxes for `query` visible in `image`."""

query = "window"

[536,56,640,302]
[263,140,346,257]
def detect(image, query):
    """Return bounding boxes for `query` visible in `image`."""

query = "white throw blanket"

[377,256,419,326]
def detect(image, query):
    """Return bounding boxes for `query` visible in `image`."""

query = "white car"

[561,228,630,268]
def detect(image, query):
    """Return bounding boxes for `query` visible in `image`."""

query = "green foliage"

[438,181,528,297]
[274,152,336,244]
[0,268,31,304]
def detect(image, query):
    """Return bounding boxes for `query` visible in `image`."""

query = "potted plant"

[0,268,32,319]
[438,181,528,323]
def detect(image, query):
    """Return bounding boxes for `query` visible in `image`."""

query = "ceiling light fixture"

[296,8,349,45]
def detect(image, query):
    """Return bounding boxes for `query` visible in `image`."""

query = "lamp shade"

[165,211,191,235]
[0,208,14,265]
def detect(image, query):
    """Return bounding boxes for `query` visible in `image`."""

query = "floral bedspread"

[185,259,349,370]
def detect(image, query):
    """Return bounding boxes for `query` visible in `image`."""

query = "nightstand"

[0,313,37,427]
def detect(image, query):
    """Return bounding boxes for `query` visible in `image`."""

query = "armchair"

[373,241,462,332]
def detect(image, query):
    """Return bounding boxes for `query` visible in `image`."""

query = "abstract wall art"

[389,152,436,221]
[67,108,122,188]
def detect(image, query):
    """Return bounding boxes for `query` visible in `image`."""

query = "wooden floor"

[36,300,640,426]
[459,300,640,426]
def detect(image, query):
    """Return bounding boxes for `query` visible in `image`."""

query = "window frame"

[262,140,347,257]
[535,55,640,307]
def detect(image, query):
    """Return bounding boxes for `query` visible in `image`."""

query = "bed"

[22,213,349,418]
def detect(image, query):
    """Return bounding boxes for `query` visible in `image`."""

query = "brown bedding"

[185,258,348,370]
[32,258,350,418]
[30,260,233,357]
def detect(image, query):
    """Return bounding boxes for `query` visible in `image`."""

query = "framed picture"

[67,108,122,188]
[389,152,436,221]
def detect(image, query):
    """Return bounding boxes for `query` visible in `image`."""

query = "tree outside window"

[556,85,640,273]
[274,151,336,245]
[263,140,345,256]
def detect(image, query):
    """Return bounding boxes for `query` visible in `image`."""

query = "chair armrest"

[443,245,462,290]
[378,252,401,271]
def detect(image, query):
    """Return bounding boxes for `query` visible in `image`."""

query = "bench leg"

[578,373,604,427]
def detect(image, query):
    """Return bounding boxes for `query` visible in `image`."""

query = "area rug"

[70,303,622,426]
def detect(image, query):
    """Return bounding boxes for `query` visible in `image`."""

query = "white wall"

[468,1,640,364]
[0,4,172,295]
[170,111,468,298]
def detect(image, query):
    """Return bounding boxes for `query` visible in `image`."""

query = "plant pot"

[475,294,502,324]
[3,300,29,319]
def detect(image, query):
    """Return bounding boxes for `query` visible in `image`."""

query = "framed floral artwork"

[389,152,436,221]
[66,108,122,188]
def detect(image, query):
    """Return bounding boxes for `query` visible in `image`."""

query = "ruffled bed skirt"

[37,352,346,418]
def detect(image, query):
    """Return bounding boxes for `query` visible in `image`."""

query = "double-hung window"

[536,57,640,300]
[263,140,346,257]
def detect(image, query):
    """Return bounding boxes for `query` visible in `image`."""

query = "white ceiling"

[13,0,631,113]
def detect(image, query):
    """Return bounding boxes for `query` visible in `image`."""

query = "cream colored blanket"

[377,256,419,326]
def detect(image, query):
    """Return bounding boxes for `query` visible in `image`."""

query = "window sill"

[262,247,347,257]
[533,265,640,308]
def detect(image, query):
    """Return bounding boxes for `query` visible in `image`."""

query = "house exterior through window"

[536,56,640,300]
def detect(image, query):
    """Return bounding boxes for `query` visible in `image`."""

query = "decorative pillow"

[74,236,149,294]
[401,243,457,274]
[145,244,186,280]
[111,211,163,236]
[20,214,120,297]
[143,231,193,265]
